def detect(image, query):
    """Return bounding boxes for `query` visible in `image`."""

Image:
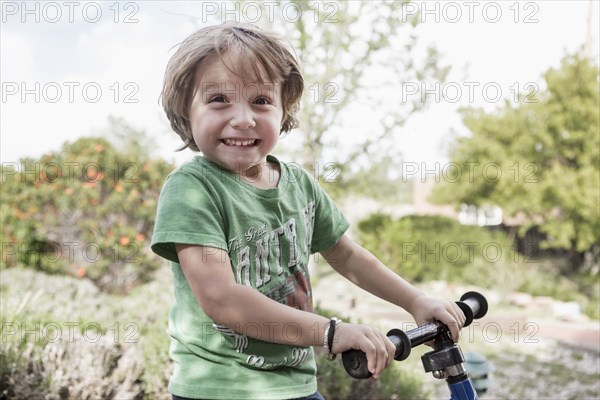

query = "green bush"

[316,354,426,400]
[1,130,174,293]
[314,307,428,399]
[357,214,517,286]
[356,213,600,319]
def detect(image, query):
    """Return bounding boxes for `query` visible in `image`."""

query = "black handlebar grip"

[387,328,411,361]
[341,329,412,379]
[341,349,371,379]
[341,292,488,379]
[460,291,488,321]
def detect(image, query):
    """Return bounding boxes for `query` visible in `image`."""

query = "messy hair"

[160,23,304,151]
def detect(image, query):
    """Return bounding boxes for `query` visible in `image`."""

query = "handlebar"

[341,291,488,379]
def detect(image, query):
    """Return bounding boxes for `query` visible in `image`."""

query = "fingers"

[413,298,467,343]
[337,324,393,380]
[366,328,397,379]
[438,301,467,342]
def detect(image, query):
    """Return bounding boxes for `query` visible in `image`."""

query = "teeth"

[223,139,256,147]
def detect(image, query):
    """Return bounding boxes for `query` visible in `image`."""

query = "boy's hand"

[408,295,467,342]
[330,323,396,380]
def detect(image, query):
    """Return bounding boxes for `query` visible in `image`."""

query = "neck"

[238,160,280,189]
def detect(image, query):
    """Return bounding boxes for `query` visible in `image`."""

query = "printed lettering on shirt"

[230,204,317,310]
[213,323,249,353]
[245,347,308,369]
[255,235,271,287]
[228,237,242,252]
[245,224,267,242]
[246,354,265,368]
[302,201,316,255]
[283,218,298,268]
[232,217,301,288]
[290,347,309,367]
[236,246,251,286]
[270,227,284,276]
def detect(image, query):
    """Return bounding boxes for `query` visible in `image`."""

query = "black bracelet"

[326,317,340,360]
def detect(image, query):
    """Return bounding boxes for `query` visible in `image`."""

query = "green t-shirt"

[151,155,349,400]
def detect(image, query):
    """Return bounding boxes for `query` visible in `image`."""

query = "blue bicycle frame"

[342,292,488,400]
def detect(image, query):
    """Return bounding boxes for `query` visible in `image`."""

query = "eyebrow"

[200,81,280,102]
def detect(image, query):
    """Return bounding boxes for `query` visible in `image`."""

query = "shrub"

[1,128,174,293]
[314,307,428,399]
[356,214,517,286]
[356,213,600,318]
[316,354,426,400]
[1,328,144,400]
[0,267,169,400]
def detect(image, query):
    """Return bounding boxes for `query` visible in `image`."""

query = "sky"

[1,0,598,169]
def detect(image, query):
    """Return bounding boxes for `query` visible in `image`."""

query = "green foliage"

[314,306,427,399]
[433,53,600,258]
[356,213,600,318]
[316,354,426,400]
[0,120,175,293]
[357,214,517,285]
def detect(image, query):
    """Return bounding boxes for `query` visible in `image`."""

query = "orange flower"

[135,233,146,242]
[119,236,130,246]
[86,169,100,180]
[76,268,86,278]
[95,144,105,152]
[114,184,123,192]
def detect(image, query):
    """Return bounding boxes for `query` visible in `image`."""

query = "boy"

[152,22,465,400]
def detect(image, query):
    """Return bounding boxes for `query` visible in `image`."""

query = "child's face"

[189,53,284,175]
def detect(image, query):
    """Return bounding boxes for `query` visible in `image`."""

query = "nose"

[229,103,256,130]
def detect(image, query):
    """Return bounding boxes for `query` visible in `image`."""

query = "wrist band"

[325,317,341,360]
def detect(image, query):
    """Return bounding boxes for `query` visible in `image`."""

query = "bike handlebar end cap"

[456,301,474,327]
[342,349,372,379]
[460,291,488,319]
[387,328,411,361]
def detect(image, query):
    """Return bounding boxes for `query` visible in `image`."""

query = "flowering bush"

[1,135,174,293]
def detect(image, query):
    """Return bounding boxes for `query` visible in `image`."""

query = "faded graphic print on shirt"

[224,201,317,368]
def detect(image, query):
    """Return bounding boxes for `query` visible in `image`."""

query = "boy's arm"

[176,243,396,379]
[320,234,466,341]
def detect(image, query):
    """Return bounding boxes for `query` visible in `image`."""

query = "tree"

[434,53,600,270]
[207,1,449,196]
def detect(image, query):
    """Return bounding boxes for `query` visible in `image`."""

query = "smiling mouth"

[221,139,259,147]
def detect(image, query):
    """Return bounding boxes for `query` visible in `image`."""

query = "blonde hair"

[161,23,304,151]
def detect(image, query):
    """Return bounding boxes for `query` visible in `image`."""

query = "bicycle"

[341,292,489,400]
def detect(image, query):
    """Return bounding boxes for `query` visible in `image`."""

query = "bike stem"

[421,328,480,400]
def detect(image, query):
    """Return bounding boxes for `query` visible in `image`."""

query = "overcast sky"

[1,1,598,168]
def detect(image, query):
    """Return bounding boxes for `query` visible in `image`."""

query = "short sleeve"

[309,182,349,254]
[151,170,228,263]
